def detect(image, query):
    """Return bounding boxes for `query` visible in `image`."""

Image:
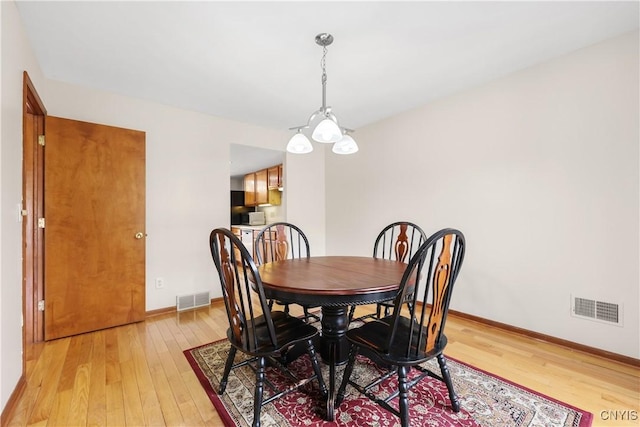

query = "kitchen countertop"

[231,224,269,231]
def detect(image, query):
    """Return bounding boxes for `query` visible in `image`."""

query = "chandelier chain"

[321,45,328,85]
[320,44,329,112]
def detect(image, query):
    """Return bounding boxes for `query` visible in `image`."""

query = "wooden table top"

[257,256,407,306]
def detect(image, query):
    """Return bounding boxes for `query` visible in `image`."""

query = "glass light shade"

[312,118,342,143]
[332,134,359,155]
[286,133,313,154]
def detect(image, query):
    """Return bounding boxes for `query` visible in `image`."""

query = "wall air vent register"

[571,295,622,326]
[177,291,211,311]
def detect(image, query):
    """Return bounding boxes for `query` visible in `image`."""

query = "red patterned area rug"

[184,339,592,427]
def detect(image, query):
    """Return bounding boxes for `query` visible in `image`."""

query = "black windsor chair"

[349,221,427,322]
[209,228,328,427]
[337,228,466,427]
[254,222,320,323]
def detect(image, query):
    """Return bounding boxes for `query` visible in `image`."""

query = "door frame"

[22,71,46,348]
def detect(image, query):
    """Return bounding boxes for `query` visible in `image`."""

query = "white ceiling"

[15,1,639,175]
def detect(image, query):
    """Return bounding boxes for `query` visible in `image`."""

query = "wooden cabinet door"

[268,165,279,190]
[244,173,256,206]
[44,116,145,340]
[255,169,268,204]
[246,165,281,206]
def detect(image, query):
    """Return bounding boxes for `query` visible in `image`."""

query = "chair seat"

[228,310,319,356]
[346,316,448,365]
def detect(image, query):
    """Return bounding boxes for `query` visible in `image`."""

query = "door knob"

[135,232,144,239]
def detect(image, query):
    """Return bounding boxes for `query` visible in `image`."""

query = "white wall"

[42,79,327,310]
[325,31,639,359]
[285,147,327,256]
[0,0,48,410]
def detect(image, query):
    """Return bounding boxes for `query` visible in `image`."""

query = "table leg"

[320,306,349,421]
[326,341,336,421]
[319,306,350,364]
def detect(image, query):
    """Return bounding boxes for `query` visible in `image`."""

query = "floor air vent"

[571,296,622,326]
[177,291,211,311]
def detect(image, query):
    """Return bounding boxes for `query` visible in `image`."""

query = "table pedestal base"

[319,306,352,420]
[319,306,350,365]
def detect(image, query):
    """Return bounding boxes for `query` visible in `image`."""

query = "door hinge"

[38,135,45,146]
[38,218,45,228]
[38,300,45,311]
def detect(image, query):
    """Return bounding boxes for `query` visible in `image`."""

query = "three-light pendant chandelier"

[286,33,359,155]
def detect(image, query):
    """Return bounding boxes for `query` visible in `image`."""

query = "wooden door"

[44,116,146,340]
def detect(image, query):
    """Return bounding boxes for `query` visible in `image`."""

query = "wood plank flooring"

[4,303,639,426]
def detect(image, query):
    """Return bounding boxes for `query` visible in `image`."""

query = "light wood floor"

[4,303,639,427]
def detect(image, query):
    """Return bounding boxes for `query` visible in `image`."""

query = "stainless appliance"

[248,212,266,226]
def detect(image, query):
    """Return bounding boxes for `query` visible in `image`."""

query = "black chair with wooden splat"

[349,221,427,322]
[209,228,327,427]
[337,228,466,427]
[254,222,320,323]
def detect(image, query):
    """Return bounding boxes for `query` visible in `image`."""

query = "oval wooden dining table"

[257,255,407,420]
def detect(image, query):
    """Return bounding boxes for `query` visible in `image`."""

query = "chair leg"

[336,345,358,407]
[437,354,460,412]
[219,346,237,394]
[397,365,410,427]
[268,299,274,310]
[375,303,383,319]
[347,305,356,322]
[252,356,266,427]
[303,306,312,323]
[284,303,290,314]
[306,339,328,399]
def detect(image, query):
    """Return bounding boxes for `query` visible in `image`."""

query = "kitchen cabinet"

[244,173,256,206]
[244,167,281,206]
[268,164,283,190]
[255,169,269,205]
